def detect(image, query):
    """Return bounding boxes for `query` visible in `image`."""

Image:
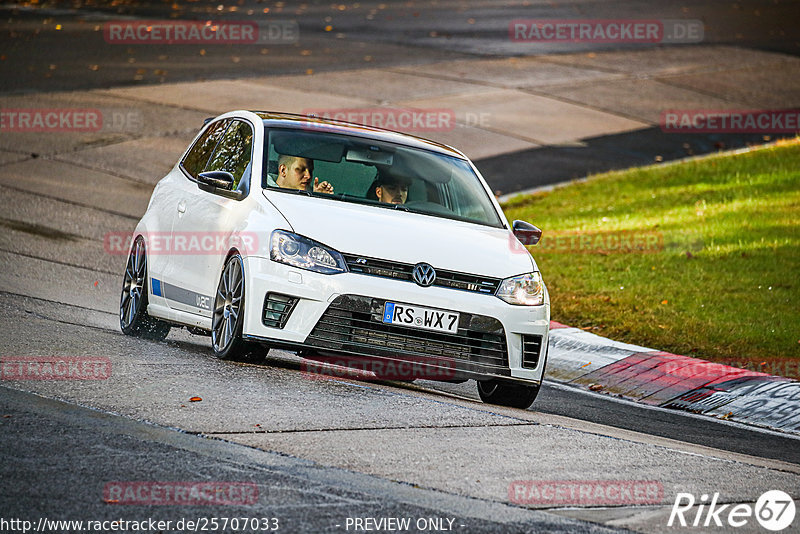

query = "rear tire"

[119,236,171,341]
[477,379,540,409]
[212,254,269,362]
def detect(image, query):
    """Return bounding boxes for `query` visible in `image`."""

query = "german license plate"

[382,302,459,334]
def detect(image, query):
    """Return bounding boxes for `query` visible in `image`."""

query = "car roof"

[251,111,467,159]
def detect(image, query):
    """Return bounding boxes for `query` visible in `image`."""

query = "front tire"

[212,254,268,362]
[477,379,540,409]
[119,236,171,341]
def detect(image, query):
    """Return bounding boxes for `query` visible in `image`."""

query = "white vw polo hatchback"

[120,111,550,408]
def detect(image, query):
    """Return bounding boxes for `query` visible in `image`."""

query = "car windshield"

[263,127,504,228]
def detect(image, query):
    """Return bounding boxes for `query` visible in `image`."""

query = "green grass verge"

[502,139,800,373]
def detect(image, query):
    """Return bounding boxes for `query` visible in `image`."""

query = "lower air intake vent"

[262,293,298,329]
[521,334,543,369]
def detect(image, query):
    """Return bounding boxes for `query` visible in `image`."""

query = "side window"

[205,120,254,190]
[181,119,229,179]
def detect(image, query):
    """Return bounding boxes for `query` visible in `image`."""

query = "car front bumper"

[241,256,550,384]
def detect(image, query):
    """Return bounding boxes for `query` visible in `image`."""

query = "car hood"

[263,191,536,278]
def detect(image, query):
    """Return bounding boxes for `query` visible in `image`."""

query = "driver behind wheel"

[367,172,411,204]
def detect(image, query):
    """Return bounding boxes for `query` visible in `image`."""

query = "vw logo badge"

[412,263,436,287]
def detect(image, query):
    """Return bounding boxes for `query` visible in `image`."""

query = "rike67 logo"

[669,490,795,531]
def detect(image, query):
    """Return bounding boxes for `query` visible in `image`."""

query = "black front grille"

[342,254,501,294]
[262,293,298,329]
[305,295,509,374]
[344,255,414,282]
[521,334,543,369]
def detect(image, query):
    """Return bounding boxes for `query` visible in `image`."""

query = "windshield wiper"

[266,186,312,196]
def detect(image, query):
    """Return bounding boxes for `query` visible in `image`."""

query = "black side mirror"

[197,171,242,200]
[198,170,235,190]
[512,220,542,246]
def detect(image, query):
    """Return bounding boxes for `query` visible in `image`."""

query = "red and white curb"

[546,322,800,435]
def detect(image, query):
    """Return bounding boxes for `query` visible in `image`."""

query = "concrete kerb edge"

[545,321,800,436]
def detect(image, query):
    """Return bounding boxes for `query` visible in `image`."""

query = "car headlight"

[270,230,347,275]
[495,272,545,306]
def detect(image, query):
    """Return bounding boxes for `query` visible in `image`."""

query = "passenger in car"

[367,172,411,204]
[267,154,334,194]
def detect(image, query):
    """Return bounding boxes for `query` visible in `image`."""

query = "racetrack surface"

[1,281,799,532]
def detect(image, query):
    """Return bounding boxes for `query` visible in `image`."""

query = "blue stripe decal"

[158,281,212,311]
[382,302,395,323]
[151,278,162,297]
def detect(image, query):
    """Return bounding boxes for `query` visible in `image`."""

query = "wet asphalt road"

[1,387,616,534]
[2,0,799,95]
[0,288,799,533]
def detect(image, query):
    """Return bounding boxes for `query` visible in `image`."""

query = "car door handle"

[177,201,186,213]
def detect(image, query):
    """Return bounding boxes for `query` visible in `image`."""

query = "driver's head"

[277,155,313,190]
[375,174,410,204]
